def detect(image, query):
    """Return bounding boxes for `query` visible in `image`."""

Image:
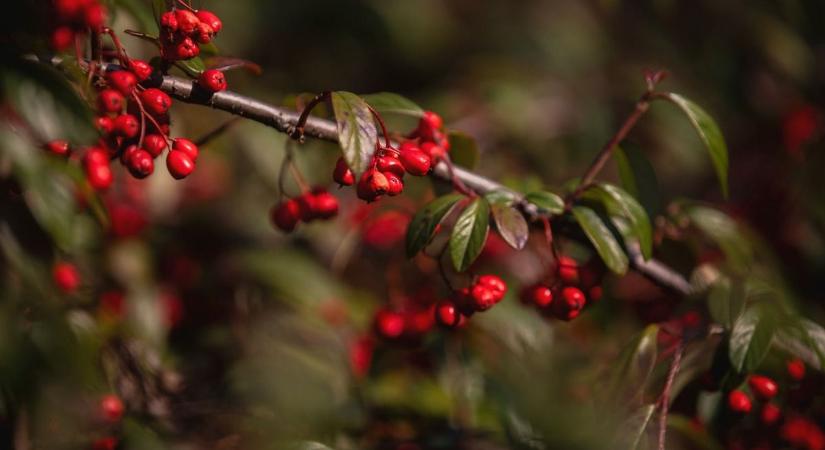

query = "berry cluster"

[521,256,603,321]
[158,8,222,62]
[91,394,124,450]
[270,187,340,232]
[49,0,107,51]
[373,303,436,342]
[434,275,508,328]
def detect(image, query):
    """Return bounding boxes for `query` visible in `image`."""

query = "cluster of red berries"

[434,275,508,328]
[158,7,222,61]
[521,256,603,321]
[49,0,107,51]
[91,394,123,450]
[372,303,436,342]
[727,375,779,418]
[270,187,340,232]
[405,111,451,163]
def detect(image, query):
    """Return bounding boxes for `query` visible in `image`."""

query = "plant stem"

[290,91,330,141]
[658,341,684,450]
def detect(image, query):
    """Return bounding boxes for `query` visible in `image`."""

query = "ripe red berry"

[160,11,178,32]
[128,59,153,81]
[296,193,318,222]
[435,300,463,328]
[311,189,339,219]
[377,155,405,177]
[399,147,432,176]
[787,358,805,380]
[530,284,554,308]
[52,262,80,293]
[172,138,199,162]
[50,26,75,51]
[126,148,154,179]
[420,111,444,132]
[478,274,507,294]
[384,172,404,196]
[140,88,172,116]
[748,375,778,400]
[95,116,115,135]
[271,199,302,232]
[97,89,125,113]
[107,70,137,96]
[727,390,752,414]
[143,134,167,157]
[84,147,109,167]
[760,403,782,425]
[86,162,113,190]
[198,69,227,92]
[171,36,200,60]
[420,141,447,161]
[83,3,107,31]
[175,10,200,34]
[553,286,585,321]
[100,394,124,422]
[92,437,118,450]
[45,140,70,156]
[54,0,86,20]
[196,10,223,34]
[556,256,580,284]
[333,157,355,186]
[194,22,214,44]
[470,276,507,311]
[166,151,195,179]
[357,169,389,202]
[374,309,405,339]
[113,114,139,138]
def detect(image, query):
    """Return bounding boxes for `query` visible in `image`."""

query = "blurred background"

[1,0,824,449]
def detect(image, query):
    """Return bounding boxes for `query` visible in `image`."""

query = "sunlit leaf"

[623,404,656,450]
[362,92,423,117]
[205,57,262,75]
[572,206,628,275]
[525,191,565,215]
[491,203,529,250]
[405,194,464,257]
[448,130,480,170]
[450,197,490,271]
[331,91,378,176]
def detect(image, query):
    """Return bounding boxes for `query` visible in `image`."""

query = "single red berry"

[196,10,222,34]
[95,116,114,135]
[432,129,450,151]
[113,114,139,138]
[45,140,70,156]
[198,69,227,92]
[376,155,405,177]
[470,285,497,311]
[108,203,146,239]
[760,403,782,425]
[435,300,463,328]
[128,59,153,82]
[399,148,432,176]
[295,192,319,222]
[478,274,507,295]
[84,147,109,167]
[530,284,554,308]
[385,172,404,196]
[172,138,199,162]
[333,157,355,186]
[194,22,214,44]
[588,285,603,302]
[143,134,167,157]
[374,308,405,339]
[748,375,778,400]
[405,305,435,336]
[97,89,125,113]
[349,335,374,379]
[126,148,154,179]
[160,11,178,32]
[100,394,124,422]
[171,36,200,60]
[86,162,113,190]
[175,9,200,34]
[52,261,80,293]
[166,151,195,179]
[83,3,107,31]
[140,88,172,116]
[787,358,805,381]
[270,199,301,232]
[50,26,75,51]
[552,286,586,321]
[92,437,118,450]
[311,189,339,219]
[107,70,137,96]
[728,390,752,414]
[557,256,580,284]
[357,169,389,202]
[420,111,444,132]
[420,141,447,161]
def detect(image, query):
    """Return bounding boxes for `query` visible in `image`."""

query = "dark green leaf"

[491,203,529,250]
[661,93,729,197]
[175,56,206,76]
[729,305,777,372]
[525,191,564,215]
[484,190,518,206]
[707,277,745,330]
[362,92,423,117]
[448,130,480,170]
[450,198,491,272]
[615,144,662,218]
[405,194,464,258]
[572,206,629,275]
[331,91,378,176]
[584,183,653,260]
[688,206,754,273]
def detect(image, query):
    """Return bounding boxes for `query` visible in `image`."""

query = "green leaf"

[775,318,825,370]
[584,183,653,260]
[608,324,659,404]
[661,93,729,197]
[484,190,518,205]
[331,91,378,176]
[175,56,206,76]
[447,130,480,170]
[688,206,754,273]
[405,194,464,258]
[450,198,491,272]
[615,144,662,218]
[491,203,529,250]
[572,206,629,275]
[729,305,778,372]
[362,92,423,117]
[707,277,745,330]
[525,191,565,215]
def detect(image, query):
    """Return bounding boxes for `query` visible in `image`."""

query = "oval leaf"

[447,131,480,170]
[331,91,378,176]
[585,183,653,260]
[525,191,565,215]
[707,277,745,330]
[572,206,628,275]
[661,93,729,198]
[450,198,490,272]
[491,203,529,250]
[405,194,464,258]
[362,92,423,117]
[729,305,777,372]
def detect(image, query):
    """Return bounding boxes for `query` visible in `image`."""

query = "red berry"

[295,193,318,222]
[196,10,222,34]
[97,89,124,113]
[787,358,805,380]
[374,309,405,339]
[83,3,107,31]
[143,134,167,157]
[478,274,507,294]
[349,335,374,379]
[420,141,447,161]
[126,148,154,179]
[175,10,200,34]
[54,0,86,20]
[357,169,388,202]
[194,22,214,44]
[92,437,118,450]
[399,148,432,176]
[128,59,153,81]
[530,284,554,308]
[100,394,124,422]
[113,114,139,138]
[420,111,444,132]
[50,26,75,51]
[140,88,172,116]
[588,285,603,302]
[556,256,580,284]
[198,69,227,92]
[311,189,339,219]
[270,199,301,232]
[760,403,782,425]
[385,172,404,196]
[169,36,199,60]
[160,11,178,32]
[552,286,585,321]
[86,162,113,190]
[107,70,136,96]
[84,147,109,167]
[748,375,778,400]
[95,116,114,135]
[52,262,80,293]
[470,285,497,311]
[172,138,199,162]
[435,300,463,328]
[333,157,355,186]
[727,390,752,413]
[166,151,195,179]
[45,140,70,156]
[376,155,405,177]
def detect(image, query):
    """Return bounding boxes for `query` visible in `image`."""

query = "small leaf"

[491,203,529,250]
[405,194,464,258]
[484,190,518,205]
[331,91,378,176]
[525,191,565,215]
[175,56,206,76]
[615,144,662,218]
[707,277,745,330]
[661,93,729,197]
[729,305,778,372]
[362,92,423,117]
[572,206,629,275]
[585,183,653,260]
[447,131,480,170]
[205,57,262,75]
[450,198,491,272]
